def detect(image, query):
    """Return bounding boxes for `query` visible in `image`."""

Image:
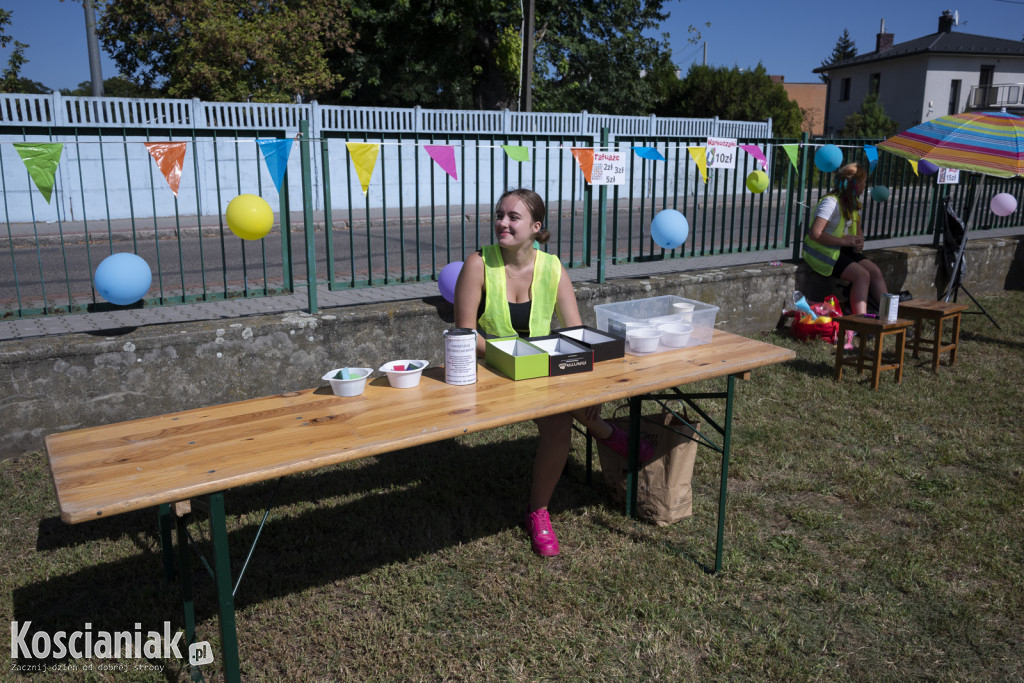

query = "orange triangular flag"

[571,148,595,183]
[145,142,187,196]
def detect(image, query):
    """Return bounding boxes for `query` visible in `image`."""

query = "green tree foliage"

[95,0,353,102]
[820,29,857,82]
[0,8,32,93]
[840,93,898,138]
[61,77,158,98]
[665,64,803,137]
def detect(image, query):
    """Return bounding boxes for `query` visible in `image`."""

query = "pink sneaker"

[524,508,560,557]
[598,425,655,464]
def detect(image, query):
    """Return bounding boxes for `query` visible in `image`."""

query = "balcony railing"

[967,83,1024,110]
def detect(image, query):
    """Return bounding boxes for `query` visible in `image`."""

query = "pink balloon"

[990,193,1018,217]
[438,261,463,303]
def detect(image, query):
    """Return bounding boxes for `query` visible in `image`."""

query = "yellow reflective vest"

[477,244,562,337]
[803,196,859,277]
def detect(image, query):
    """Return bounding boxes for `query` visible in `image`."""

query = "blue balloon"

[870,185,890,202]
[438,261,463,304]
[815,144,843,173]
[650,209,689,250]
[94,252,152,305]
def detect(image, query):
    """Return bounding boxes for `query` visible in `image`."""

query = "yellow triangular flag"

[346,142,381,195]
[687,147,708,183]
[908,160,919,176]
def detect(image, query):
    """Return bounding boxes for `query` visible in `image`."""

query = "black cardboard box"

[527,335,594,376]
[556,325,626,362]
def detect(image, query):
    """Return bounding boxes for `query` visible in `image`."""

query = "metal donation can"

[881,293,899,322]
[443,328,478,385]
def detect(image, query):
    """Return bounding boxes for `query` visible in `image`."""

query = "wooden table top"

[840,314,913,330]
[46,330,794,524]
[895,299,969,315]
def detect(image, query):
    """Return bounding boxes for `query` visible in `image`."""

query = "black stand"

[940,195,1002,330]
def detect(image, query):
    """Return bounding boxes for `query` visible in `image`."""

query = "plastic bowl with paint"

[379,360,429,388]
[658,322,694,348]
[322,367,372,397]
[625,327,661,353]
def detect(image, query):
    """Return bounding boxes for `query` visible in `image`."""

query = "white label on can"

[444,330,477,385]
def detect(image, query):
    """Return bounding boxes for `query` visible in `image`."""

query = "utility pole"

[83,0,104,96]
[519,0,534,112]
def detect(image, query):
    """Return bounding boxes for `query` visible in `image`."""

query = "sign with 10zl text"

[705,137,738,170]
[591,152,626,185]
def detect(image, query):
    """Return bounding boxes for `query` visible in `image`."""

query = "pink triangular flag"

[739,144,768,170]
[424,145,458,180]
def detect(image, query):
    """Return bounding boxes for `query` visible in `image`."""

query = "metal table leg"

[208,493,241,683]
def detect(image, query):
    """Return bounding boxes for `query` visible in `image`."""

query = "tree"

[819,29,857,82]
[0,8,31,93]
[665,63,803,137]
[95,0,353,102]
[840,93,898,138]
[61,77,158,98]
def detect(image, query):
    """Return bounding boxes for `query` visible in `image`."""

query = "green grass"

[3,292,1023,681]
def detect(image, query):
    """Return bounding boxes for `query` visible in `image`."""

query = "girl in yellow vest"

[804,162,889,344]
[454,188,652,557]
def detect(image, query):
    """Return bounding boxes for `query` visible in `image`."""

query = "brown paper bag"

[597,408,699,526]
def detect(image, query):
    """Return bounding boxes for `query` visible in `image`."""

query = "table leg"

[208,493,241,683]
[714,374,736,575]
[625,396,642,519]
[950,313,962,366]
[871,333,884,389]
[158,503,175,581]
[175,511,203,682]
[833,329,845,382]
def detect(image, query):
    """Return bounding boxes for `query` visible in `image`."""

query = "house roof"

[814,31,1024,73]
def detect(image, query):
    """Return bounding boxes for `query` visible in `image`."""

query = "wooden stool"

[896,300,969,370]
[834,315,913,389]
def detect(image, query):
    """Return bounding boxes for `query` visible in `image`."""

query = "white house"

[815,11,1024,136]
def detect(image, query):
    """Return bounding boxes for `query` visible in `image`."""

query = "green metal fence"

[2,126,1021,320]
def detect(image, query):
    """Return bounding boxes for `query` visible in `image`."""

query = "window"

[980,65,996,106]
[948,80,961,115]
[839,77,851,102]
[869,73,881,95]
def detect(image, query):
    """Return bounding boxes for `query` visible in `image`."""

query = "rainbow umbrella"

[877,110,1024,178]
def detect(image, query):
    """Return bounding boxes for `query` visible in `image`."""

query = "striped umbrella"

[877,110,1024,178]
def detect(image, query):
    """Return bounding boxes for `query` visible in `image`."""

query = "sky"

[2,0,1023,94]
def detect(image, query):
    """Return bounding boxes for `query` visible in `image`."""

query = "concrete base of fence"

[3,236,1022,459]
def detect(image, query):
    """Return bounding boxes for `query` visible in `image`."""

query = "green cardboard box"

[485,336,549,380]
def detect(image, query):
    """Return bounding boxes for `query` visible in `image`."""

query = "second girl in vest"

[803,162,889,344]
[453,188,653,558]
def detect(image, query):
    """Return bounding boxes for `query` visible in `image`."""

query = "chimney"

[938,10,955,33]
[876,19,894,52]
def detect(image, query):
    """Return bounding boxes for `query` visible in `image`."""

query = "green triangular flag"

[501,145,530,162]
[781,144,799,170]
[14,143,64,204]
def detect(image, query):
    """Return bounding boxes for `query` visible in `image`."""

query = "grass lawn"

[3,291,1022,681]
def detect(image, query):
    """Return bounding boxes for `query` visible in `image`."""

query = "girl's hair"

[832,162,868,220]
[496,188,551,244]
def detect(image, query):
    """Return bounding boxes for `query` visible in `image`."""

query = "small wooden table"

[834,315,913,389]
[896,299,969,370]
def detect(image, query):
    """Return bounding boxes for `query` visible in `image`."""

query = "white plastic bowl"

[626,328,661,353]
[379,360,428,388]
[322,367,372,397]
[658,322,694,348]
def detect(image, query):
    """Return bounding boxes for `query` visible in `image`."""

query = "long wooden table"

[45,330,793,681]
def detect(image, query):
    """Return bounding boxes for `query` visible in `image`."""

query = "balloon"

[745,170,769,194]
[814,144,842,173]
[990,192,1018,217]
[438,261,464,303]
[226,194,274,240]
[94,252,152,306]
[918,159,939,176]
[870,185,891,202]
[650,209,689,250]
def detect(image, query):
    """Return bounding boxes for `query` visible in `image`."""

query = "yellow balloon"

[226,194,274,240]
[745,170,769,194]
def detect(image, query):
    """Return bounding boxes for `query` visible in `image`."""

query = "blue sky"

[3,0,1022,94]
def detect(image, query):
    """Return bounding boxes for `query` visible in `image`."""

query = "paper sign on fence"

[591,152,626,185]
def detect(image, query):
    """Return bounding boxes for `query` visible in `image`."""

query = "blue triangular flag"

[863,145,878,173]
[256,138,294,192]
[632,146,666,161]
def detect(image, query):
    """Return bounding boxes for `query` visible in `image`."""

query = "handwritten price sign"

[705,137,738,169]
[591,152,626,185]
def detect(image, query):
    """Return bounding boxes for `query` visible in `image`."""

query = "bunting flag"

[687,146,708,183]
[571,148,595,183]
[501,145,530,162]
[863,144,878,172]
[144,142,187,196]
[424,145,458,180]
[346,142,381,195]
[632,146,665,161]
[908,159,919,176]
[13,142,64,204]
[739,144,768,170]
[256,138,293,192]
[781,144,799,170]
